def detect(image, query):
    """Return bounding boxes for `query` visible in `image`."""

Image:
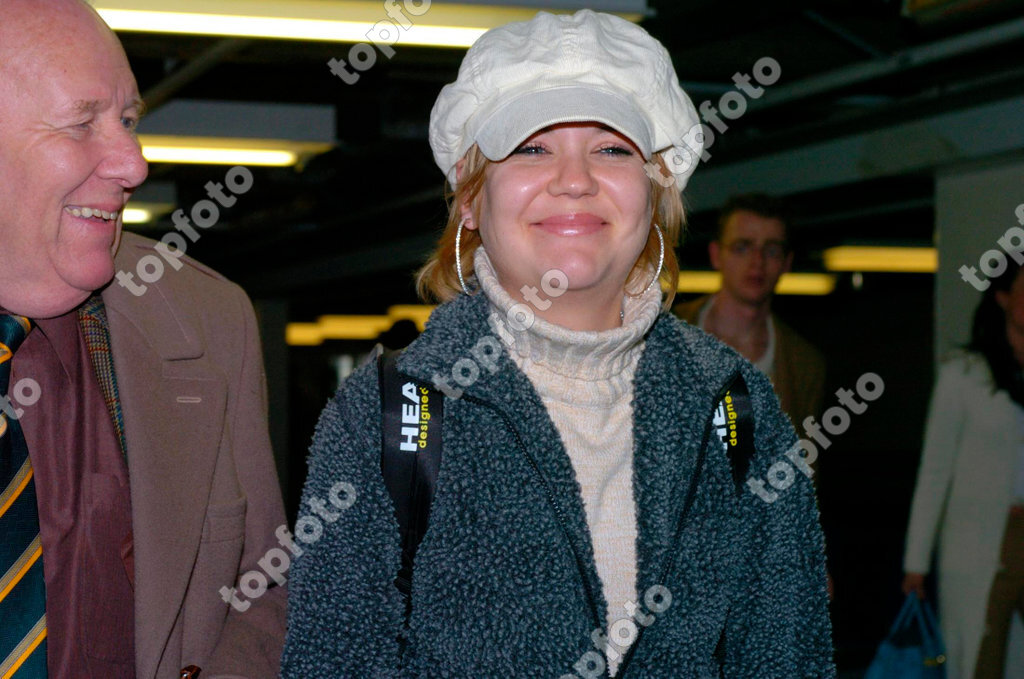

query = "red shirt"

[11,308,135,678]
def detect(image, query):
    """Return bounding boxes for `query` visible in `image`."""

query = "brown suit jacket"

[674,295,826,431]
[101,232,286,678]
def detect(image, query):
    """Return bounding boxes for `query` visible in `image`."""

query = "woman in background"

[904,261,1024,678]
[282,10,832,677]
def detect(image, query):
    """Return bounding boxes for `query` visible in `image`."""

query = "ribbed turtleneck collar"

[473,247,662,407]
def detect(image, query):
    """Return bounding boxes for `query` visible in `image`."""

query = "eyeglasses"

[723,239,789,261]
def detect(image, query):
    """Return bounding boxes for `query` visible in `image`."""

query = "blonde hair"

[416,145,685,309]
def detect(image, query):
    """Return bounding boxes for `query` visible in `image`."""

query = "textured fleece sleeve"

[722,367,835,679]
[280,360,406,677]
[902,358,967,574]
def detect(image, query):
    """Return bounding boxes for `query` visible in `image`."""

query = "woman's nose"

[548,152,599,198]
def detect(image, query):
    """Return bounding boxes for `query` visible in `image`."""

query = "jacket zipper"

[462,368,740,678]
[615,371,740,678]
[462,393,609,678]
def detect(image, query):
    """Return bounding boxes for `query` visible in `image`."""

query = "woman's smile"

[532,212,607,235]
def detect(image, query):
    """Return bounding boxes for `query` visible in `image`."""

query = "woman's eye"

[512,144,546,155]
[599,145,634,156]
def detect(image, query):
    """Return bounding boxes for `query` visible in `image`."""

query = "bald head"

[0,0,126,83]
[0,0,103,26]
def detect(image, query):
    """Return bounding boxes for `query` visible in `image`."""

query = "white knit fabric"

[474,247,661,674]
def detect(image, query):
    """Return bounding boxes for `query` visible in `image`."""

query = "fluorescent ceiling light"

[93,1,638,47]
[677,272,837,296]
[823,246,938,273]
[139,135,332,166]
[122,202,175,224]
[285,325,324,347]
[123,207,154,224]
[287,305,436,346]
[774,273,839,296]
[676,271,724,294]
[386,304,435,329]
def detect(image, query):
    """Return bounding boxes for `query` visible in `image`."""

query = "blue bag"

[865,593,947,679]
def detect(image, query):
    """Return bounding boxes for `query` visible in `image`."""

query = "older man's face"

[0,1,148,318]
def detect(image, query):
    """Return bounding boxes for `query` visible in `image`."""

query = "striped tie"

[0,315,47,679]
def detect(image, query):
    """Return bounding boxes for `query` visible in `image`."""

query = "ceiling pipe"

[750,15,1024,112]
[801,10,889,58]
[142,38,251,112]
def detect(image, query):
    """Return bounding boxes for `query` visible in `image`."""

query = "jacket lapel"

[101,244,227,679]
[631,317,721,594]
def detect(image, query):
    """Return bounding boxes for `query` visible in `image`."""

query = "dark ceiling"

[117,0,1024,318]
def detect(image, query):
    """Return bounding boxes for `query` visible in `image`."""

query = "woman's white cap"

[429,10,703,189]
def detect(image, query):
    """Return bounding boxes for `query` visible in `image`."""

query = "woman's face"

[464,123,652,305]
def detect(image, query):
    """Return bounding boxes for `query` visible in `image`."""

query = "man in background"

[0,0,286,676]
[675,193,826,431]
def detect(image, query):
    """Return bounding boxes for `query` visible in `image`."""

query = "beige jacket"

[103,232,286,678]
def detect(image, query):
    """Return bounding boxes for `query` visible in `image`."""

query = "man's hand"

[902,572,926,599]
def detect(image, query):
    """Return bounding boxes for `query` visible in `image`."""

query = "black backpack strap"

[713,372,756,497]
[378,348,443,618]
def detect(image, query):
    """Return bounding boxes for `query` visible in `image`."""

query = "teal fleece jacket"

[281,292,834,678]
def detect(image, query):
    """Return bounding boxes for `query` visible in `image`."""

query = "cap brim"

[473,85,655,162]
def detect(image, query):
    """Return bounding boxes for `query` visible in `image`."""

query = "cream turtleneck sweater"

[474,248,661,673]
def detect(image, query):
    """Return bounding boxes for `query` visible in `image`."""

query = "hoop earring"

[642,223,665,295]
[455,217,470,295]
